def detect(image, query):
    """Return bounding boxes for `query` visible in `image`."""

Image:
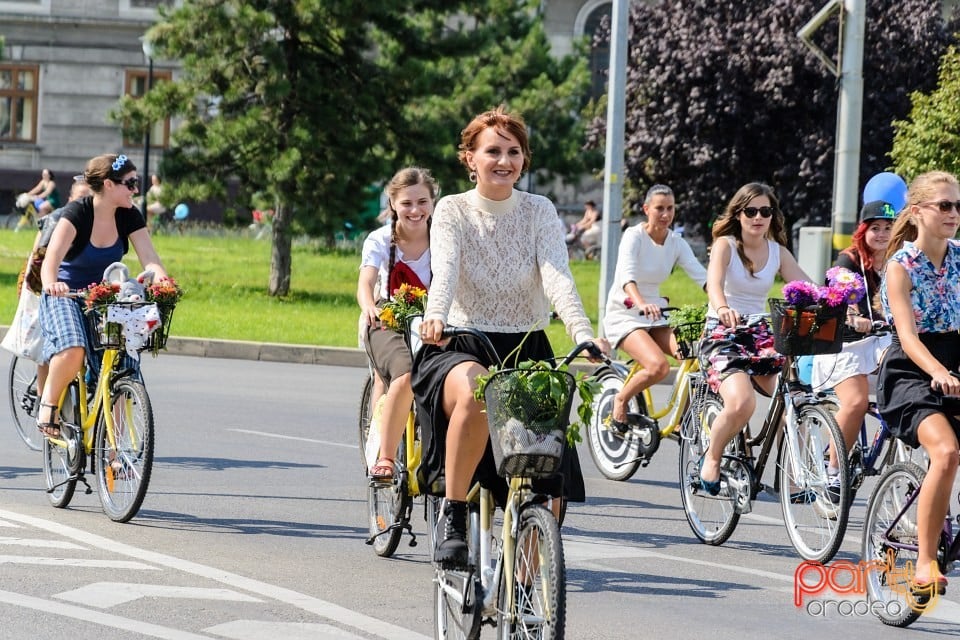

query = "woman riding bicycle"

[877,170,960,593]
[809,199,896,505]
[25,168,61,217]
[36,153,168,441]
[602,183,706,429]
[697,182,811,496]
[415,106,609,568]
[357,166,438,481]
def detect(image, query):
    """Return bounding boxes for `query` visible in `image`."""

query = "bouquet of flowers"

[772,267,865,355]
[378,283,427,333]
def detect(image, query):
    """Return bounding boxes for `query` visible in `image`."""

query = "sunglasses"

[119,176,140,192]
[740,206,774,219]
[918,200,960,214]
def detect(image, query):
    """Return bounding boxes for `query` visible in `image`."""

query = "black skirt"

[876,332,960,448]
[412,329,586,504]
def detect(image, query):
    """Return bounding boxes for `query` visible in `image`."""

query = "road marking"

[0,535,85,549]
[226,429,357,449]
[206,620,366,640]
[0,509,429,640]
[0,589,214,639]
[0,519,21,527]
[0,555,158,570]
[55,582,262,608]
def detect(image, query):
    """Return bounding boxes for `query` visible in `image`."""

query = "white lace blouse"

[424,189,594,345]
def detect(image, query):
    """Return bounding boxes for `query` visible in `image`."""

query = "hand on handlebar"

[586,338,611,361]
[717,306,739,328]
[848,315,872,334]
[43,281,68,297]
[931,370,960,397]
[640,303,662,321]
[419,318,448,346]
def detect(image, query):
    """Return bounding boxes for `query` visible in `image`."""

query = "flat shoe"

[911,576,948,596]
[698,455,721,496]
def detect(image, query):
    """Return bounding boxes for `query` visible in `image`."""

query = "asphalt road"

[0,350,958,639]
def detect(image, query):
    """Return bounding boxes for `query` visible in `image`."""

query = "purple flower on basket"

[818,284,847,307]
[824,266,866,306]
[782,280,820,307]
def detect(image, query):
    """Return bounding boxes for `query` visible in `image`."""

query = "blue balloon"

[862,172,908,212]
[173,203,189,220]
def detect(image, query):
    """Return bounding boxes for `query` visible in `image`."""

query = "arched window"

[577,1,612,102]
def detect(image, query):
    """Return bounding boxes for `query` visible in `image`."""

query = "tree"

[587,0,955,239]
[890,42,960,178]
[114,0,595,296]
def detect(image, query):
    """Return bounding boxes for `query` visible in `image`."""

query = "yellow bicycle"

[7,195,39,231]
[43,297,173,523]
[585,308,703,480]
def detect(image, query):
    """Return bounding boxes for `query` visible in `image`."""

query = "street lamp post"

[140,36,155,204]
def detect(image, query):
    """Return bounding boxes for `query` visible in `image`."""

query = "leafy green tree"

[588,0,955,238]
[891,43,960,178]
[114,0,595,296]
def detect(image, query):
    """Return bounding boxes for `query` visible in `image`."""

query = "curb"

[0,326,675,382]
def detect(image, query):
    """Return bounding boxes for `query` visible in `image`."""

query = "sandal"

[369,457,395,481]
[36,402,61,439]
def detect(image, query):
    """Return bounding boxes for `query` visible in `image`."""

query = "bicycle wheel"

[367,438,411,557]
[42,386,79,508]
[777,403,849,563]
[358,374,375,470]
[93,377,154,522]
[861,462,935,627]
[426,494,443,554]
[8,356,43,451]
[497,504,565,640]
[678,394,741,545]
[585,367,643,481]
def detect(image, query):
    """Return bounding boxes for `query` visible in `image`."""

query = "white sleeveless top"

[708,236,780,317]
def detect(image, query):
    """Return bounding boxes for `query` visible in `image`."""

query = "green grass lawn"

[0,229,730,351]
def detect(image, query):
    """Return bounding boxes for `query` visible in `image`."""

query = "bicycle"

[357,316,439,557]
[42,294,173,523]
[585,307,703,481]
[678,311,851,563]
[861,460,959,627]
[8,355,44,451]
[6,194,39,231]
[432,327,600,640]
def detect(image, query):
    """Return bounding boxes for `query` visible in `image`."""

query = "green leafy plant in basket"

[667,304,707,359]
[474,359,600,447]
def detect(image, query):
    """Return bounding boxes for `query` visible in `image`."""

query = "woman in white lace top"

[415,106,609,569]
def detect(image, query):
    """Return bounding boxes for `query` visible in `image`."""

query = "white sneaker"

[812,475,841,521]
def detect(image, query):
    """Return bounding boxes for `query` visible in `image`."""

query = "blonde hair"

[885,170,960,261]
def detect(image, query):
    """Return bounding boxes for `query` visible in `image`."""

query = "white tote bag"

[1,286,43,361]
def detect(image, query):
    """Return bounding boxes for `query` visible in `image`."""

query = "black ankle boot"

[434,500,468,568]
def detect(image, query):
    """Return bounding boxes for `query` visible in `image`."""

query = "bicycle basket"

[482,367,576,479]
[84,302,175,353]
[672,321,704,360]
[768,298,846,356]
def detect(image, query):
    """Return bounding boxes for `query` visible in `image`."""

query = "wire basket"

[85,302,176,353]
[482,367,576,479]
[672,321,704,360]
[768,298,846,356]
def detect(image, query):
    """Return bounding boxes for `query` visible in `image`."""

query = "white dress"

[602,225,707,347]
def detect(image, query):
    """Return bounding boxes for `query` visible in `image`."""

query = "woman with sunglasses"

[877,170,960,594]
[697,182,811,495]
[35,153,169,439]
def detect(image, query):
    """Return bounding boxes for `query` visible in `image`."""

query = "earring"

[469,171,477,183]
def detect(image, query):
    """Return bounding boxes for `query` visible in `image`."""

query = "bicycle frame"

[638,356,700,438]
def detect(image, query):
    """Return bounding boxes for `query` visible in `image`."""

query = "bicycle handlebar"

[440,326,604,369]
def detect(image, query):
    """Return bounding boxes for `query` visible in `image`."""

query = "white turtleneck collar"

[467,188,518,215]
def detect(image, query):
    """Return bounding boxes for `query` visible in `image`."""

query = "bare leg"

[612,327,672,423]
[701,372,776,484]
[829,374,869,468]
[376,372,414,465]
[442,361,489,500]
[37,346,84,435]
[913,414,958,584]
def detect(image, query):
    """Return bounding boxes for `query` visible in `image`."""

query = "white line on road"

[0,509,429,640]
[55,582,263,608]
[0,555,158,570]
[0,589,215,640]
[226,428,358,449]
[206,620,366,640]
[0,535,85,549]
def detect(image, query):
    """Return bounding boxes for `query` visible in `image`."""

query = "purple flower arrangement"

[782,267,866,308]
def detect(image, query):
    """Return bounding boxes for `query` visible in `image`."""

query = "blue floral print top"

[880,240,960,332]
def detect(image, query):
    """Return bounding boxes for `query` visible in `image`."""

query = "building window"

[0,64,39,142]
[585,3,612,102]
[124,68,172,148]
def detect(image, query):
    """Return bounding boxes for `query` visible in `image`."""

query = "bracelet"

[716,305,730,312]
